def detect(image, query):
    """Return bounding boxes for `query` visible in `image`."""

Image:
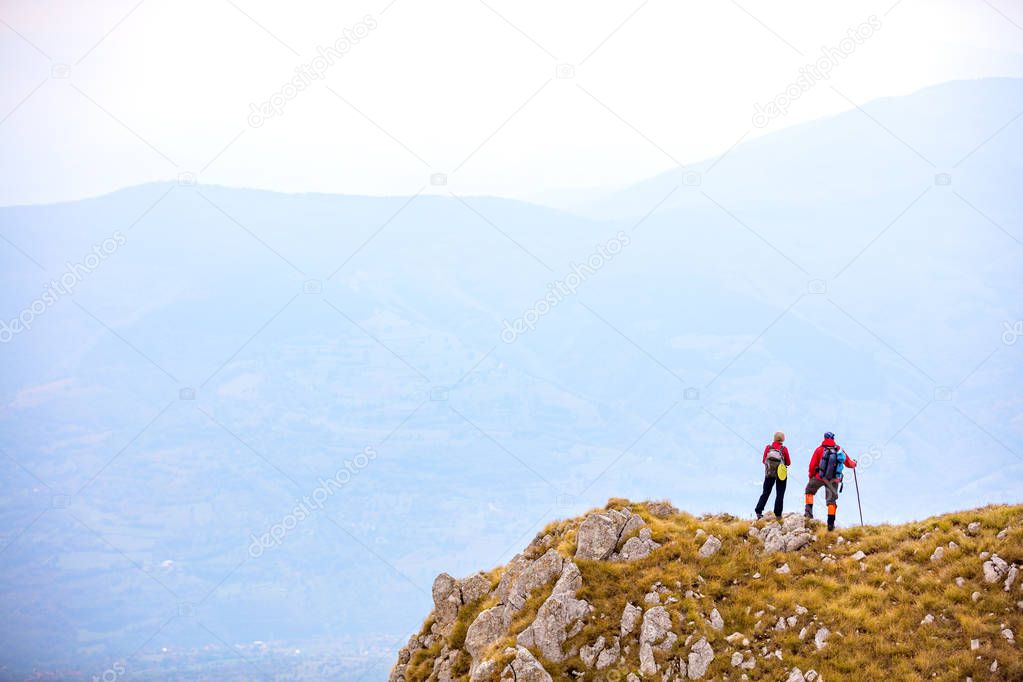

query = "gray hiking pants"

[805,477,839,508]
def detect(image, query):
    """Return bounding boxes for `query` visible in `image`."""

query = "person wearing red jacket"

[804,431,857,531]
[754,431,791,519]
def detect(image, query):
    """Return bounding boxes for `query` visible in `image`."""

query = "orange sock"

[805,494,814,505]
[827,504,837,515]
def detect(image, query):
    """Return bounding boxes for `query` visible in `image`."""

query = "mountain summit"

[391,500,1022,681]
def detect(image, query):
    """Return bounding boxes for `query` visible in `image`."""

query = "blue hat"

[824,431,835,440]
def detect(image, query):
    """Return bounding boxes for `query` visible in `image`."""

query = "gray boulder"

[639,605,677,676]
[595,637,620,669]
[501,646,553,682]
[752,515,815,554]
[576,508,655,561]
[619,533,661,561]
[461,572,492,604]
[431,574,464,634]
[469,660,499,682]
[709,608,724,631]
[621,601,643,638]
[1004,564,1018,592]
[465,606,509,666]
[516,562,591,662]
[580,635,606,668]
[786,668,806,682]
[814,626,830,650]
[503,549,564,617]
[576,513,620,560]
[983,555,1009,583]
[687,637,714,679]
[698,535,722,557]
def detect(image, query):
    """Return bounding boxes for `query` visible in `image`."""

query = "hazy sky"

[2,0,1022,205]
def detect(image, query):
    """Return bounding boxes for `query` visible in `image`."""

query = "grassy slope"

[406,501,1023,681]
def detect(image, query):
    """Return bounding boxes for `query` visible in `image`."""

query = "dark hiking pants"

[755,475,786,517]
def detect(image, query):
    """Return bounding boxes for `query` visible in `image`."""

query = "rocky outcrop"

[750,514,815,553]
[575,508,660,561]
[501,646,552,682]
[687,637,714,679]
[638,606,677,676]
[697,535,722,557]
[392,500,1021,682]
[621,601,643,638]
[516,562,592,662]
[465,606,507,665]
[984,555,1009,583]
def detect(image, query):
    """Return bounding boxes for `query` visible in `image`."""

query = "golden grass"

[404,501,1023,681]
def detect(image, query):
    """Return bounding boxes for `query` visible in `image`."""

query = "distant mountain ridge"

[0,77,1020,677]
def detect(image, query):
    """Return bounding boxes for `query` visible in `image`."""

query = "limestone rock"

[639,606,677,676]
[786,668,806,682]
[596,637,620,669]
[709,608,724,631]
[466,606,508,664]
[432,647,458,681]
[619,533,661,561]
[725,632,746,645]
[930,546,944,562]
[576,508,657,561]
[622,602,643,638]
[461,572,492,604]
[698,535,722,557]
[504,549,563,616]
[967,521,981,535]
[516,562,591,663]
[647,501,679,517]
[432,573,462,633]
[814,627,830,650]
[580,635,606,668]
[470,660,499,682]
[753,515,815,554]
[501,646,552,682]
[576,513,620,560]
[687,637,714,679]
[983,555,1009,583]
[1005,565,1018,592]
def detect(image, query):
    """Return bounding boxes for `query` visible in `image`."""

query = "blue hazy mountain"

[0,78,1020,678]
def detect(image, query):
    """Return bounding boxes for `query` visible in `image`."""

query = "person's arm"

[808,447,821,478]
[782,446,791,466]
[844,453,857,469]
[763,445,769,464]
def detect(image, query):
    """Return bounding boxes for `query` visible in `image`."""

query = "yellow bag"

[777,463,788,481]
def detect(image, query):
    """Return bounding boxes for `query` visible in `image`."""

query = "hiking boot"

[804,504,814,519]
[774,512,783,520]
[827,514,836,531]
[755,511,763,520]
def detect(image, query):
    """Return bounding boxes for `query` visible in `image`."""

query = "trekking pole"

[853,468,864,527]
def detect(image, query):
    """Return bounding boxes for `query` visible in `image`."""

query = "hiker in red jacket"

[804,431,857,531]
[755,431,791,519]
